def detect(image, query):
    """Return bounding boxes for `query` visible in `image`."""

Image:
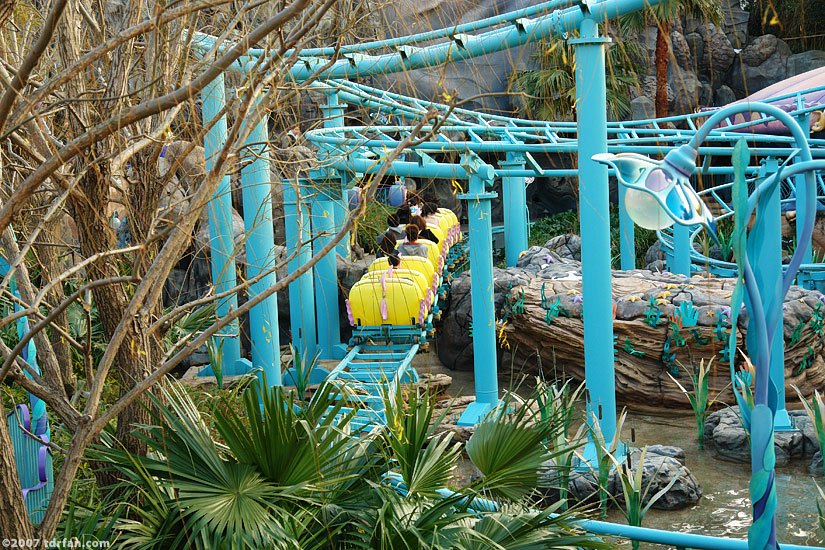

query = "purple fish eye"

[644,168,672,192]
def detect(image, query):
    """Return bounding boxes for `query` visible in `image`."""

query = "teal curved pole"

[284,0,664,80]
[610,102,819,550]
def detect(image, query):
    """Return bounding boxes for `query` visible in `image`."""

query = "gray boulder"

[669,67,703,113]
[621,448,702,510]
[790,409,821,457]
[722,4,749,48]
[632,76,675,114]
[740,34,789,67]
[631,96,656,121]
[714,85,737,107]
[696,24,736,82]
[671,30,692,70]
[704,407,752,463]
[564,446,701,511]
[811,451,823,476]
[644,241,666,268]
[731,35,791,96]
[526,176,578,220]
[544,234,582,262]
[437,273,473,371]
[787,51,825,78]
[685,32,704,70]
[705,407,812,465]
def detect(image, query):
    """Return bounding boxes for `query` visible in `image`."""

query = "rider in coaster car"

[407,191,423,216]
[410,214,439,244]
[376,205,410,248]
[376,231,397,258]
[421,200,441,225]
[396,224,430,259]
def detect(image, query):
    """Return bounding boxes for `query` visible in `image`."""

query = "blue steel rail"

[658,169,825,280]
[306,79,825,168]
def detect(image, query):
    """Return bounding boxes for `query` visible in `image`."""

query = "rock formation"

[437,241,825,409]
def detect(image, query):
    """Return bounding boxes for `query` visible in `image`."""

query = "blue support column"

[283,180,317,359]
[240,101,280,386]
[500,152,528,268]
[747,158,793,431]
[618,185,635,270]
[321,89,351,260]
[457,157,499,426]
[670,223,692,276]
[312,177,343,360]
[571,18,618,448]
[200,73,243,375]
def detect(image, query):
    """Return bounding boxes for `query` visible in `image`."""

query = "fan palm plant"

[89,377,613,549]
[510,29,645,122]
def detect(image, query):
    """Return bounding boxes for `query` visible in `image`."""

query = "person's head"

[406,191,421,206]
[422,201,438,217]
[396,205,411,225]
[379,231,397,256]
[386,212,400,228]
[405,223,419,243]
[410,215,427,232]
[388,252,401,267]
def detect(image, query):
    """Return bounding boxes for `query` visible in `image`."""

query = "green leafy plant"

[531,380,587,510]
[527,205,657,269]
[206,337,225,389]
[163,303,217,352]
[528,211,579,246]
[285,345,321,401]
[668,358,727,449]
[535,378,585,438]
[354,194,394,253]
[91,379,611,549]
[816,481,825,533]
[794,385,825,478]
[383,387,461,498]
[586,409,628,518]
[610,447,684,548]
[511,32,644,122]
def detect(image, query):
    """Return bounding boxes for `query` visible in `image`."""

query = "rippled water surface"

[416,355,824,547]
[618,411,823,547]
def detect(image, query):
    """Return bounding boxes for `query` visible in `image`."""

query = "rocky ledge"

[438,238,825,408]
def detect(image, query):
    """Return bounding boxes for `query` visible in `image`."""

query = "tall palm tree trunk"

[655,21,671,118]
